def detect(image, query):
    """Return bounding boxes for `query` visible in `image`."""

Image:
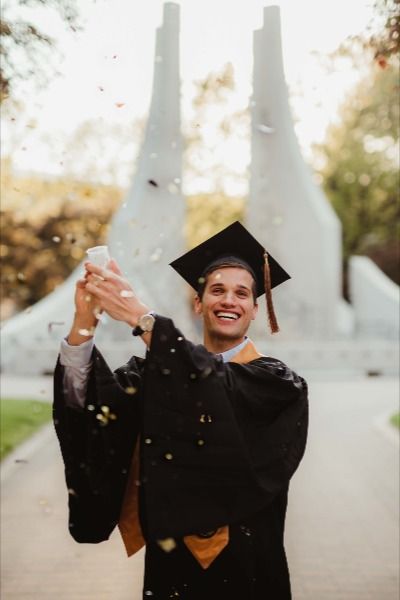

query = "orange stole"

[118,340,264,567]
[118,439,145,556]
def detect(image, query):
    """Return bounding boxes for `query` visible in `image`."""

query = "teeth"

[216,312,239,320]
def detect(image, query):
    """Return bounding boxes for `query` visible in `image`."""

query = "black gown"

[53,315,308,600]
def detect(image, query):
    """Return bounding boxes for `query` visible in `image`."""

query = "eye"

[237,290,249,298]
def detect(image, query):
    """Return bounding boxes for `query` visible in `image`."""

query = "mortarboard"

[170,221,290,333]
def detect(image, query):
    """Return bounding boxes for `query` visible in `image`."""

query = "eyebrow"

[208,283,251,292]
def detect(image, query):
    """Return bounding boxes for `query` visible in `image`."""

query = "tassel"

[264,252,279,334]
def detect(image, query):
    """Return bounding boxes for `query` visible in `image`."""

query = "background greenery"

[0,399,52,460]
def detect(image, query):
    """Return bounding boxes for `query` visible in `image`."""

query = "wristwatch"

[132,312,156,336]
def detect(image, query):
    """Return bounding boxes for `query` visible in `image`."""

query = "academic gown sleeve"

[53,348,144,543]
[141,315,308,541]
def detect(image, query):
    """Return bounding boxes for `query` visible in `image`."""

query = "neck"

[203,332,246,354]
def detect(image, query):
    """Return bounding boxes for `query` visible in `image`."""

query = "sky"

[2,0,376,191]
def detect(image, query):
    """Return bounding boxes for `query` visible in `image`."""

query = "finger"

[84,262,107,278]
[76,279,86,288]
[85,282,106,297]
[108,258,123,276]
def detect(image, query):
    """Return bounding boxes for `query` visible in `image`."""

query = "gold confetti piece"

[101,405,110,415]
[197,277,205,284]
[125,386,137,395]
[115,102,125,108]
[170,348,176,353]
[78,328,95,337]
[68,488,77,496]
[87,404,95,411]
[197,439,205,446]
[200,414,212,423]
[144,438,152,445]
[17,272,26,281]
[177,336,184,341]
[189,373,197,380]
[162,368,171,376]
[164,452,173,460]
[157,538,176,553]
[48,321,65,333]
[120,290,135,298]
[52,236,61,243]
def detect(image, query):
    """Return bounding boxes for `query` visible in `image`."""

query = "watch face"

[139,313,155,332]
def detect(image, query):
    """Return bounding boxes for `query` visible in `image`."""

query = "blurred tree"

[1,0,80,102]
[334,0,399,68]
[314,63,399,291]
[0,174,122,316]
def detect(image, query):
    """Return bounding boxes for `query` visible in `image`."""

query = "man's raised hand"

[84,260,150,327]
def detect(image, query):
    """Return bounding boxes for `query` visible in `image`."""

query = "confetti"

[120,290,135,298]
[144,438,152,445]
[157,538,176,552]
[164,452,173,460]
[48,321,65,333]
[115,102,125,108]
[78,327,95,337]
[197,277,206,284]
[257,123,275,134]
[148,179,159,187]
[197,439,205,446]
[125,386,137,395]
[150,247,163,262]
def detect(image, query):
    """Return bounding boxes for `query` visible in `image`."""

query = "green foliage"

[314,62,400,289]
[0,398,52,460]
[390,412,400,429]
[0,173,121,314]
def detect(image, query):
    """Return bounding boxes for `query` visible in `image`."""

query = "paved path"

[1,376,398,599]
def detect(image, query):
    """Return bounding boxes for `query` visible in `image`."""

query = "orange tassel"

[264,252,279,334]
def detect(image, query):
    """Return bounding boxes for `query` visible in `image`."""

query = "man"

[53,221,308,600]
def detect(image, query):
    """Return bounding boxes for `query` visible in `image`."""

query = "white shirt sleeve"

[60,337,94,409]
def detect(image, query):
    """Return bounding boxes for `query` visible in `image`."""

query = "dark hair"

[196,258,258,303]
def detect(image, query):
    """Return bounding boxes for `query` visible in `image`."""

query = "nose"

[220,291,236,307]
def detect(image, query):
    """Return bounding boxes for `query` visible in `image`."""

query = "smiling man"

[53,221,308,600]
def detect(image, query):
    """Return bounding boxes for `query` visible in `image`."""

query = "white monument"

[248,5,347,342]
[0,2,194,374]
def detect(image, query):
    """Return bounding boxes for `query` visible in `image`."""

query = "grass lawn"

[0,399,52,460]
[390,413,400,430]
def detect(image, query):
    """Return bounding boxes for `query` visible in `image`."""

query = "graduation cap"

[170,221,290,334]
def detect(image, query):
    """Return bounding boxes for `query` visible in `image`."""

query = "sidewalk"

[1,377,399,599]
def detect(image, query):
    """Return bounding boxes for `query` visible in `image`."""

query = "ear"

[193,294,203,315]
[251,302,258,321]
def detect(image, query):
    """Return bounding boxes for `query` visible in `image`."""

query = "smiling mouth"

[215,311,240,321]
